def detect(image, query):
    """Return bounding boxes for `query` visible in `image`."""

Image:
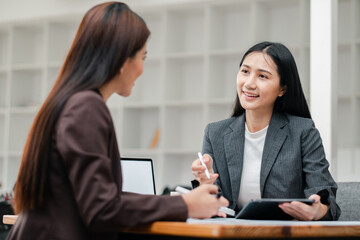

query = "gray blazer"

[202,111,341,220]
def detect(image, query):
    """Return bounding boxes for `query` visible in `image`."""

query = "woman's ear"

[278,85,287,97]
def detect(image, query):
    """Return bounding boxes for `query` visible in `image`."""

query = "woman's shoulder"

[61,90,110,120]
[206,116,241,133]
[66,90,104,106]
[283,113,316,133]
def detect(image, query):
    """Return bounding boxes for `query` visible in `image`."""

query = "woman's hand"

[181,184,229,218]
[191,154,218,185]
[278,194,329,221]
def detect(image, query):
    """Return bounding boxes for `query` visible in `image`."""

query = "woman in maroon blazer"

[7,2,228,240]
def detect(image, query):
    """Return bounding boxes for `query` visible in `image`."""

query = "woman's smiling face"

[237,51,286,115]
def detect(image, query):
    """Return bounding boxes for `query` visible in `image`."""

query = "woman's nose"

[244,74,256,89]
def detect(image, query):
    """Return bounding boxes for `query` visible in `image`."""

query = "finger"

[309,194,321,203]
[286,202,314,220]
[279,204,308,220]
[218,196,229,207]
[203,184,218,194]
[210,173,219,179]
[217,211,227,218]
[191,163,204,171]
[201,178,216,184]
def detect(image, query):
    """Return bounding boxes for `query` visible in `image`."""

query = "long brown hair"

[14,2,150,213]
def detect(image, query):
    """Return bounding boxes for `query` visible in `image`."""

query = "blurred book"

[149,128,160,149]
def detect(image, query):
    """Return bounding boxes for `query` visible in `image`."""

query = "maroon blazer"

[7,90,188,240]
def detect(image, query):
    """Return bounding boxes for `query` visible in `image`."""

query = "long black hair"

[232,41,311,119]
[14,2,150,213]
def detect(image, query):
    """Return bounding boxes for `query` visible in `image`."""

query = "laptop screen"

[120,157,156,195]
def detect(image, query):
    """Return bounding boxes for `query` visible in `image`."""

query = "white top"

[237,123,268,208]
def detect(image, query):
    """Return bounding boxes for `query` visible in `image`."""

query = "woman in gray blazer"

[192,42,340,221]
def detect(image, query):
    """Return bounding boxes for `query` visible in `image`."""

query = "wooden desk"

[4,215,360,239]
[121,220,360,239]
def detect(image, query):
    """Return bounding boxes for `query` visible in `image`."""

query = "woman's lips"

[243,90,259,98]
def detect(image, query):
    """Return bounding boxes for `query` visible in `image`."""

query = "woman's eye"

[259,74,268,79]
[241,69,249,74]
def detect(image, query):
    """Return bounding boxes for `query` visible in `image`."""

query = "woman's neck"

[99,81,115,102]
[245,109,273,133]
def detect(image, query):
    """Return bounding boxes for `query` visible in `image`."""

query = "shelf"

[255,0,305,44]
[166,52,203,60]
[209,2,251,51]
[208,54,239,100]
[336,147,360,181]
[8,112,36,152]
[0,114,5,152]
[46,66,60,93]
[10,69,43,107]
[166,8,204,54]
[165,101,203,107]
[337,98,353,148]
[209,49,244,57]
[337,45,352,96]
[162,153,195,188]
[356,45,360,93]
[356,98,360,147]
[125,59,161,104]
[106,94,123,108]
[140,11,163,58]
[290,47,310,99]
[356,0,360,40]
[121,107,160,149]
[163,105,203,150]
[0,156,3,191]
[9,106,40,114]
[123,102,160,108]
[0,72,7,108]
[11,63,43,71]
[7,156,21,191]
[338,0,352,42]
[12,24,45,65]
[165,57,204,102]
[163,149,199,155]
[208,103,233,124]
[48,21,78,62]
[121,149,160,156]
[0,28,9,68]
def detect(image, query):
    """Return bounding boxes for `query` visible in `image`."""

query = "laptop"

[120,157,156,195]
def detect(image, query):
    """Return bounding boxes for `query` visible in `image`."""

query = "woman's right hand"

[191,154,218,184]
[181,184,229,219]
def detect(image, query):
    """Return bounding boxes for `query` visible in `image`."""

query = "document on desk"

[187,218,360,226]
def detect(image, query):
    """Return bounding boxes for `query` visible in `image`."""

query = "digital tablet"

[235,198,315,220]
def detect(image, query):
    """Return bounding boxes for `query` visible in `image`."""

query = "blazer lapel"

[260,111,288,196]
[224,115,245,207]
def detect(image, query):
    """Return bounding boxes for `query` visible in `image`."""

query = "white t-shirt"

[237,123,268,208]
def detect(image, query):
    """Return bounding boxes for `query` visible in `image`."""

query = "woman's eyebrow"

[242,64,272,75]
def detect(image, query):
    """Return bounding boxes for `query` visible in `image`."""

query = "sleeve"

[202,124,223,195]
[301,120,341,220]
[56,94,188,230]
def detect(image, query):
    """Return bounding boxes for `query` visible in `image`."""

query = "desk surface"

[4,215,360,239]
[122,220,360,239]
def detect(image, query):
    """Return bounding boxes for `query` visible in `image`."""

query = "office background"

[0,0,359,194]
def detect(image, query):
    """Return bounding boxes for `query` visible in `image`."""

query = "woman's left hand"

[278,194,329,221]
